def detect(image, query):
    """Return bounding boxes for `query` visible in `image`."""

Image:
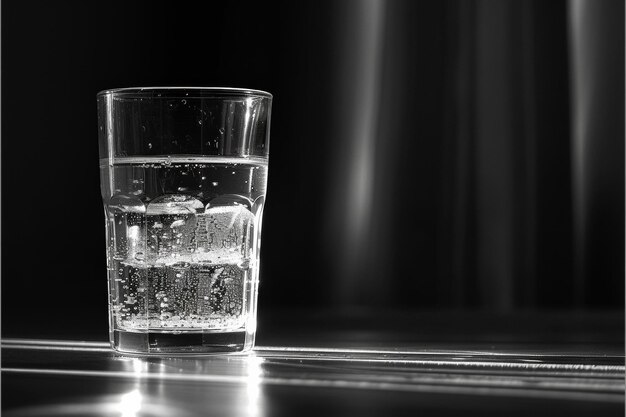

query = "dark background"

[2,0,624,339]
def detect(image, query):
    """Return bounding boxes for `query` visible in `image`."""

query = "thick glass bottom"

[112,328,253,355]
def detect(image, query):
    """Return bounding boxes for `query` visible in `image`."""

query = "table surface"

[2,311,624,416]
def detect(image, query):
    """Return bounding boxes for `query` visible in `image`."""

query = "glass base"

[112,329,253,355]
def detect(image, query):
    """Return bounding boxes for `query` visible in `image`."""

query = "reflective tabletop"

[2,311,624,416]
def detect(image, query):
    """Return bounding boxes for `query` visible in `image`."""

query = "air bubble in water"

[147,194,204,215]
[108,194,146,213]
[207,194,253,210]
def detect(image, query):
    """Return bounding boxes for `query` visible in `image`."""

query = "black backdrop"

[2,0,623,339]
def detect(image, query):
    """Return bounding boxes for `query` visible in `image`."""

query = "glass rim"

[97,86,273,99]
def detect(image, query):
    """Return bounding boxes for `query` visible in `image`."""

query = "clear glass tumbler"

[97,87,272,354]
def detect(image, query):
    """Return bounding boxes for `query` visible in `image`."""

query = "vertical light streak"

[330,0,386,304]
[568,0,590,304]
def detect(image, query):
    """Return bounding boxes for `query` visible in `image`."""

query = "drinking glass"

[97,87,272,354]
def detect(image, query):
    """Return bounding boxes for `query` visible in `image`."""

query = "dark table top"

[2,310,624,416]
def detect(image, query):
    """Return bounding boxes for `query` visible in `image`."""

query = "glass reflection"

[112,353,266,417]
[119,389,142,417]
[245,355,264,417]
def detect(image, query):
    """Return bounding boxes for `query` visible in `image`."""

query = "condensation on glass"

[98,87,272,354]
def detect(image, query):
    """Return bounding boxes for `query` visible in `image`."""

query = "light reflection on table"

[2,336,624,416]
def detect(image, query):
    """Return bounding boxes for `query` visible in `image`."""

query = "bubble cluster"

[112,261,248,330]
